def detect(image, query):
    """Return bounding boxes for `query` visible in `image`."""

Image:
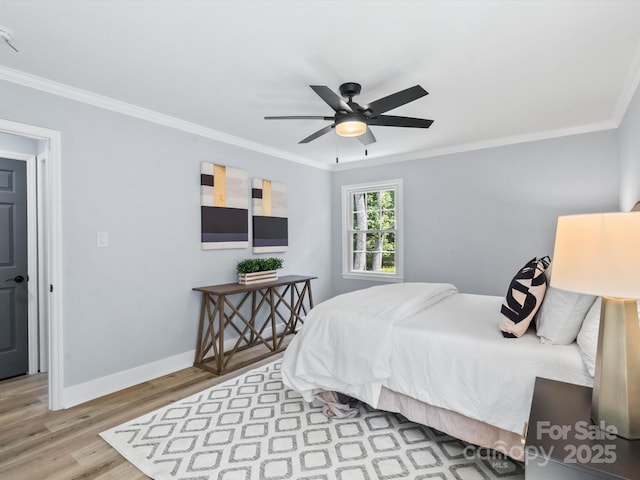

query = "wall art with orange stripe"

[251,178,288,253]
[200,162,249,249]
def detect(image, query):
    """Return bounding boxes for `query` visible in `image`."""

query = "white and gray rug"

[100,361,524,479]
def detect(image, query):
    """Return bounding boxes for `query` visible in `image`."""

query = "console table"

[192,275,316,375]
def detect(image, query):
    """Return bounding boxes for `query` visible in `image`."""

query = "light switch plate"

[97,231,109,247]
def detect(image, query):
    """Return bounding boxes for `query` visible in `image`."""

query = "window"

[341,179,403,281]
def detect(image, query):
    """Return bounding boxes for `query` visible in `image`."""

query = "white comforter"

[281,282,457,407]
[388,293,592,433]
[282,283,593,435]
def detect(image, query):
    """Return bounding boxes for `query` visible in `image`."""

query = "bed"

[281,282,593,461]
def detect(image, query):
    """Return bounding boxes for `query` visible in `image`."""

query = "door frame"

[0,118,63,410]
[0,150,38,375]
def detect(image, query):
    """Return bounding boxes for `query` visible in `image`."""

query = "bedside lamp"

[550,212,640,439]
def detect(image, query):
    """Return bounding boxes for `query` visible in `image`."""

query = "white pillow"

[535,286,596,345]
[576,297,601,377]
[577,298,640,377]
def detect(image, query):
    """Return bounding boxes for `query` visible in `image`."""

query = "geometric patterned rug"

[100,360,524,479]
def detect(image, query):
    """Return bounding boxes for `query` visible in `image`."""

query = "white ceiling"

[1,1,640,168]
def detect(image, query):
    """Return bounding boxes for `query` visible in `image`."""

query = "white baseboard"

[62,323,289,408]
[63,349,197,408]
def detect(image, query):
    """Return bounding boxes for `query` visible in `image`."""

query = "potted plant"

[236,257,283,285]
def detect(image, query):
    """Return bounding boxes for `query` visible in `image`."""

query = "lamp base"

[592,297,640,439]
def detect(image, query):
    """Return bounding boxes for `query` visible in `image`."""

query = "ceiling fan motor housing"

[339,82,362,99]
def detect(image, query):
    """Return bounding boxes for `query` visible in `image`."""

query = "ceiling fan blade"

[366,85,428,115]
[264,116,334,120]
[299,124,335,144]
[310,85,353,113]
[358,128,376,145]
[367,115,434,128]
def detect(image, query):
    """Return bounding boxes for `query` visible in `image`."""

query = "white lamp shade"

[550,212,640,298]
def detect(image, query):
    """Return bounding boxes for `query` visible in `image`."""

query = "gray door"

[0,157,28,379]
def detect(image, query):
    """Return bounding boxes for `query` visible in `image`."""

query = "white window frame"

[341,179,404,282]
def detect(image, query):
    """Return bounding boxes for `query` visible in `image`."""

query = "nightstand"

[525,377,640,479]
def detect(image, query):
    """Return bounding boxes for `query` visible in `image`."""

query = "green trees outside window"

[351,188,396,273]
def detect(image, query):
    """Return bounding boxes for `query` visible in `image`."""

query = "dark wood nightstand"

[525,377,640,479]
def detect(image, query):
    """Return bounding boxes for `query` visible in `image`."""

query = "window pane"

[382,254,395,273]
[383,231,395,246]
[366,233,384,272]
[382,232,396,273]
[381,189,395,229]
[352,192,366,230]
[367,208,379,230]
[352,232,367,271]
[387,189,395,205]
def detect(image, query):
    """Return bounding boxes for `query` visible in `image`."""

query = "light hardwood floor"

[0,356,281,480]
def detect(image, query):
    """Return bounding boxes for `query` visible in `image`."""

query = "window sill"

[341,272,405,283]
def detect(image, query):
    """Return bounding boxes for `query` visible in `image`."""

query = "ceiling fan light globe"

[335,120,367,137]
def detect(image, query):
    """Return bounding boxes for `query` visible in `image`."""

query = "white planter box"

[238,270,278,285]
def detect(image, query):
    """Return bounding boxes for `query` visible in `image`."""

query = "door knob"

[6,275,25,283]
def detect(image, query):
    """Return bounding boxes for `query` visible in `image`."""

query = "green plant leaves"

[236,257,284,274]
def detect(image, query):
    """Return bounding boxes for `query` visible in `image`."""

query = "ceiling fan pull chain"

[0,28,19,52]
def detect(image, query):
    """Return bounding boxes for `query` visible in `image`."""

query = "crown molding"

[333,120,617,171]
[0,66,331,171]
[612,42,640,127]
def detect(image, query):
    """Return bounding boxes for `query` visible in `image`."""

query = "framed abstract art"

[251,178,288,253]
[200,162,249,249]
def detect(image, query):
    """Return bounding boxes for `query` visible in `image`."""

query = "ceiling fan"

[265,82,433,145]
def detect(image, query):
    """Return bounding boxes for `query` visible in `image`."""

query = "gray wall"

[0,80,332,387]
[332,131,620,296]
[619,83,640,211]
